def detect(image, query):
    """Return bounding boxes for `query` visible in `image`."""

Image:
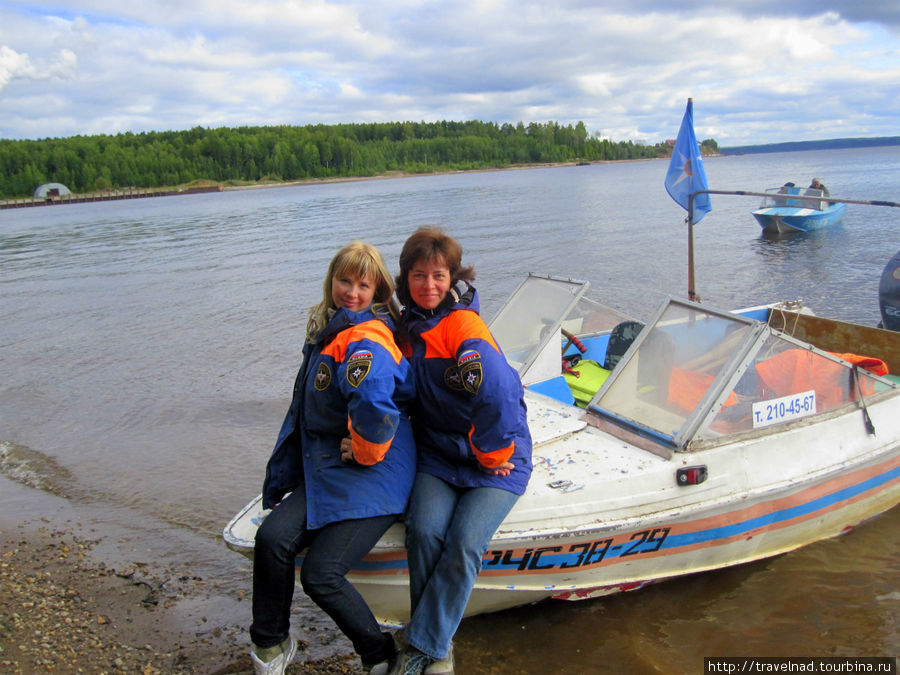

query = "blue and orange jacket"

[399,282,532,495]
[261,307,416,529]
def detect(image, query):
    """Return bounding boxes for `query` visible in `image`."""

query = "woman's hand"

[480,461,515,477]
[340,437,355,463]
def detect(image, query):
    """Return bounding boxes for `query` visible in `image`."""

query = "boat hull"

[224,392,900,625]
[352,452,900,622]
[752,202,846,232]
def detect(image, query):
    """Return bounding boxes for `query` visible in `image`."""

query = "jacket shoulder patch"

[459,349,483,394]
[346,349,373,388]
[460,360,483,394]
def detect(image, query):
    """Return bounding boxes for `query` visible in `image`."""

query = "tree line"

[0,120,697,198]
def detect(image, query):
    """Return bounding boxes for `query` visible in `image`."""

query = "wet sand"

[0,512,365,674]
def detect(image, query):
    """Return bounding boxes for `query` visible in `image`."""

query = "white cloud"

[0,0,898,145]
[0,46,32,89]
[0,45,77,92]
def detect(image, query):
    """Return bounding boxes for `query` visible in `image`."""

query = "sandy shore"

[218,161,589,192]
[0,517,366,674]
[218,158,670,193]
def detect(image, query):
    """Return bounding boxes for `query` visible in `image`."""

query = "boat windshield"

[588,298,889,449]
[489,274,590,384]
[761,186,828,211]
[491,276,890,450]
[489,274,631,385]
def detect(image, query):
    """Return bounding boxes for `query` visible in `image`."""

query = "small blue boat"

[752,184,846,233]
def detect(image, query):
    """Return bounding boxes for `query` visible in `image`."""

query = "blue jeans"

[404,472,519,660]
[250,488,396,666]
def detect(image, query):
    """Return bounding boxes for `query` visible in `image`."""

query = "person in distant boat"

[809,177,829,196]
[775,181,796,206]
[388,227,532,675]
[808,177,831,207]
[250,242,416,675]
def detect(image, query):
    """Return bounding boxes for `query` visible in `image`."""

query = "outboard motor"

[879,250,900,331]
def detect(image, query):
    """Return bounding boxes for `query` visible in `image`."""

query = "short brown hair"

[396,227,475,306]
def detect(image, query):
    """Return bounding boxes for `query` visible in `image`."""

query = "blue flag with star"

[665,99,711,224]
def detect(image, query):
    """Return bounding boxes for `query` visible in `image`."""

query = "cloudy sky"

[1,1,898,146]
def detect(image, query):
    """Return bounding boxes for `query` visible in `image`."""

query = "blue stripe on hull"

[669,463,900,549]
[328,460,900,575]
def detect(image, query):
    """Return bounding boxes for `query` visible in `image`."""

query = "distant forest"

[0,120,684,198]
[721,136,900,155]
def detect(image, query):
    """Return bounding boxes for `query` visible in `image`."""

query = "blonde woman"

[251,242,415,674]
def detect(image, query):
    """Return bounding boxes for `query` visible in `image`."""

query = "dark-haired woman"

[389,228,532,675]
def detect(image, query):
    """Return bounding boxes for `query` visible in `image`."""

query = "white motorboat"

[224,273,900,625]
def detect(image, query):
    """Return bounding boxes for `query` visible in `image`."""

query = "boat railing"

[761,186,827,210]
[685,189,900,302]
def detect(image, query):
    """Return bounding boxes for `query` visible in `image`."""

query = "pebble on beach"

[0,522,367,674]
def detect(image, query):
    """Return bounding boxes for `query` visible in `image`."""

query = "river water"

[1,146,898,671]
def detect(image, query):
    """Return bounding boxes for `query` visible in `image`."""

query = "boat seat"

[603,320,644,370]
[563,359,611,408]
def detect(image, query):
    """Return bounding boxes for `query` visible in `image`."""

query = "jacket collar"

[316,306,390,346]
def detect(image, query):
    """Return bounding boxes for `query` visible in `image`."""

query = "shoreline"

[0,480,368,674]
[0,158,668,209]
[223,156,672,193]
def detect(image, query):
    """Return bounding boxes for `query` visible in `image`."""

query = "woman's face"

[331,272,375,313]
[408,259,451,310]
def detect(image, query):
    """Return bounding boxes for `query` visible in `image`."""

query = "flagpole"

[687,96,696,297]
[688,195,697,301]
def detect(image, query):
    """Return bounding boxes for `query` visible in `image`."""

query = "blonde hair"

[306,241,400,342]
